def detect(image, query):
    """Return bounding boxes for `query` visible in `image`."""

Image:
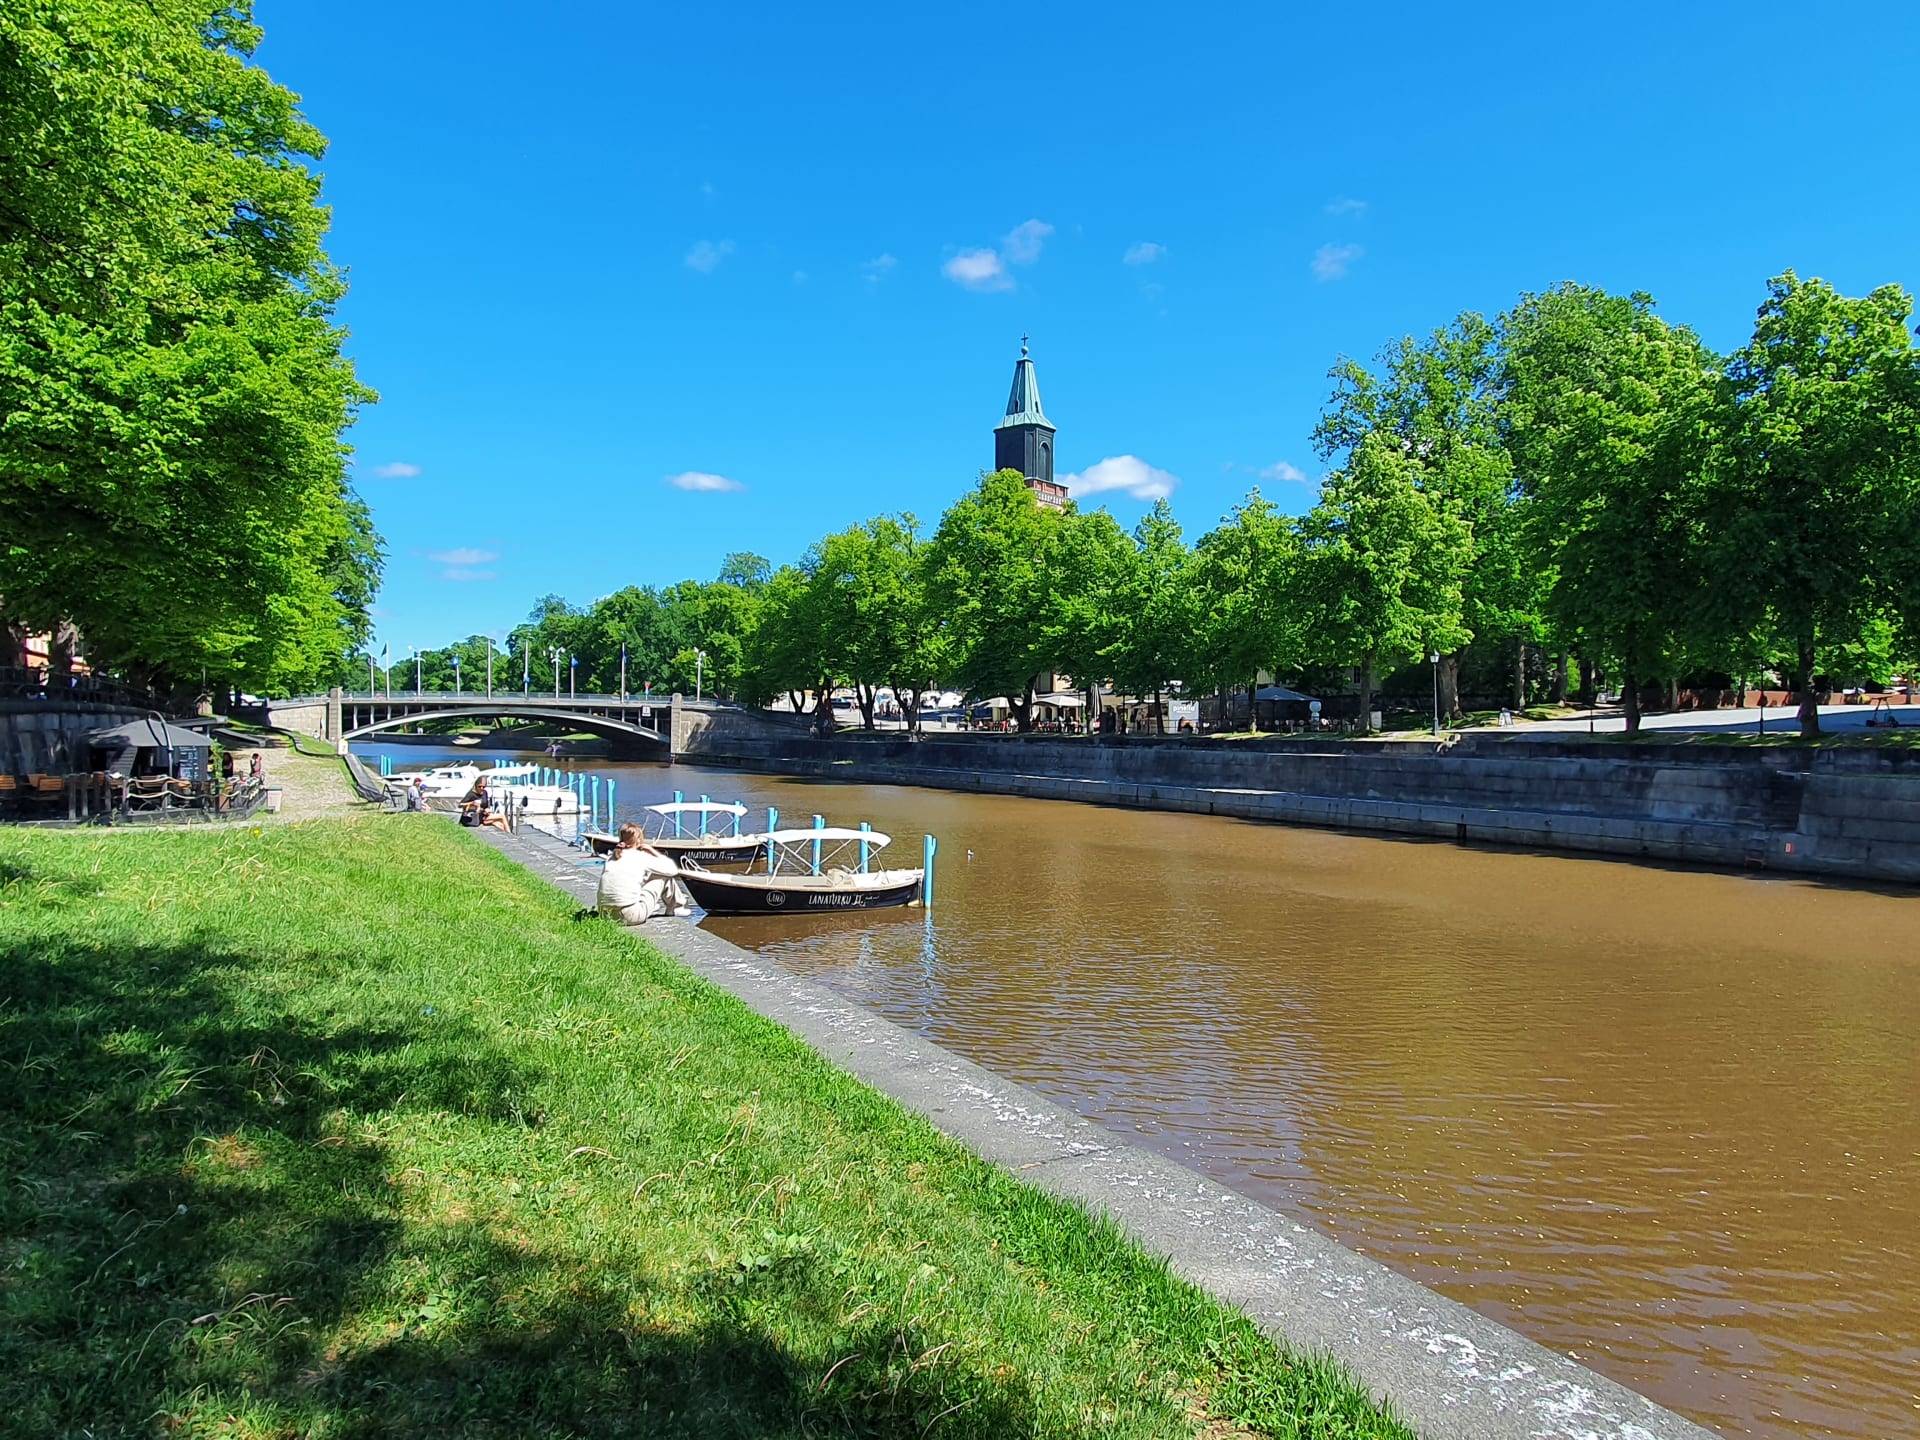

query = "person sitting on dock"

[596,822,682,924]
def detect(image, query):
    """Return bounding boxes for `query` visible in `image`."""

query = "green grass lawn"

[0,815,1410,1439]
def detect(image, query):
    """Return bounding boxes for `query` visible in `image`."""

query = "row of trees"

[449,272,1920,737]
[0,1,381,699]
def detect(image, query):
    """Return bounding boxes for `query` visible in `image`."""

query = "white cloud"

[1003,218,1053,265]
[863,253,897,282]
[665,470,744,493]
[368,461,421,479]
[1312,242,1363,281]
[1260,460,1309,483]
[429,547,499,566]
[943,248,1011,291]
[684,239,735,273]
[1062,455,1182,501]
[442,567,496,582]
[1326,196,1368,216]
[1123,241,1165,265]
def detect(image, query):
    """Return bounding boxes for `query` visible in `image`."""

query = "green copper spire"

[994,334,1052,431]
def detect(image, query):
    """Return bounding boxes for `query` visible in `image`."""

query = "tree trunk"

[1153,687,1163,735]
[1794,640,1821,737]
[1666,675,1679,712]
[1013,681,1035,733]
[1622,668,1641,734]
[1577,655,1595,705]
[1249,675,1260,733]
[1357,650,1376,735]
[899,685,922,734]
[813,688,835,736]
[787,689,805,717]
[1514,641,1527,711]
[1552,652,1569,705]
[857,682,876,731]
[1438,654,1461,720]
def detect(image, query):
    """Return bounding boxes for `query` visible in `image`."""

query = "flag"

[380,643,388,664]
[570,654,577,668]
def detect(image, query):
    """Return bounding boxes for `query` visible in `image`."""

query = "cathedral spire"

[998,334,1051,430]
[992,336,1065,508]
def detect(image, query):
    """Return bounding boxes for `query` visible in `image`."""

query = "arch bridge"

[269,692,676,754]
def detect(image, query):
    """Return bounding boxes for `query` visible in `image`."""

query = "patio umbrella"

[88,718,214,751]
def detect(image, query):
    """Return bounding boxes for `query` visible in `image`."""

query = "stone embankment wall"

[0,699,152,774]
[677,730,1920,886]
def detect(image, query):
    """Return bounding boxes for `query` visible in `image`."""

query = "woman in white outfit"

[596,821,681,923]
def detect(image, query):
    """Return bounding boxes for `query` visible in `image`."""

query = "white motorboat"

[385,761,582,816]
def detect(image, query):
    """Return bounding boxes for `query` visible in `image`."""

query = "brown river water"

[364,747,1920,1438]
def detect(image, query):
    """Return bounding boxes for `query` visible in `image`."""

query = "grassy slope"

[0,816,1411,1439]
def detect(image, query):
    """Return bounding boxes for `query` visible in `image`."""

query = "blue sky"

[253,2,1920,656]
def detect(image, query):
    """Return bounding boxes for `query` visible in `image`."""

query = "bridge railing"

[336,689,691,705]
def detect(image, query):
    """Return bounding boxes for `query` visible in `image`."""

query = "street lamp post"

[485,638,493,699]
[549,647,561,699]
[367,653,375,697]
[453,655,462,697]
[569,653,577,700]
[695,648,705,702]
[413,648,422,696]
[1430,651,1441,736]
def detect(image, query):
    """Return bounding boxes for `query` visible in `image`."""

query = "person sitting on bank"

[460,776,493,826]
[596,822,682,924]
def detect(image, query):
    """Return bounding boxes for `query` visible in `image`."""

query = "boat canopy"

[763,827,891,847]
[647,800,748,818]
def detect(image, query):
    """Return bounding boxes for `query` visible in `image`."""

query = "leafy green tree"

[1042,507,1132,713]
[1190,491,1303,717]
[1106,500,1196,732]
[1720,272,1920,735]
[1313,315,1524,717]
[1297,436,1470,733]
[0,0,380,698]
[925,470,1064,729]
[798,517,927,728]
[1499,284,1724,732]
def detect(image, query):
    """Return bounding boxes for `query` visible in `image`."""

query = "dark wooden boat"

[676,827,924,916]
[585,800,764,867]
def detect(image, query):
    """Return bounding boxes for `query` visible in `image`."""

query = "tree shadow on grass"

[0,930,528,1433]
[311,1241,1046,1438]
[0,932,1057,1439]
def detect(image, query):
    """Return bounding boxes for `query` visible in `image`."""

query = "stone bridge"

[264,690,807,759]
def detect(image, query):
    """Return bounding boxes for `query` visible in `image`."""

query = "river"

[359,744,1920,1439]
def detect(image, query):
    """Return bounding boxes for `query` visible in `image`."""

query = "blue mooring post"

[812,814,824,875]
[922,833,936,905]
[698,795,710,835]
[606,778,616,831]
[591,776,600,830]
[859,821,871,873]
[766,807,779,868]
[673,790,684,836]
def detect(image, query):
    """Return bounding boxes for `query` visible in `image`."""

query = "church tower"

[993,336,1067,509]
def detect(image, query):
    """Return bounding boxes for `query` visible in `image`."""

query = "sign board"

[1168,700,1200,729]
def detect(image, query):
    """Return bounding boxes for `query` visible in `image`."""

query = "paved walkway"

[255,744,370,821]
[465,818,1719,1440]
